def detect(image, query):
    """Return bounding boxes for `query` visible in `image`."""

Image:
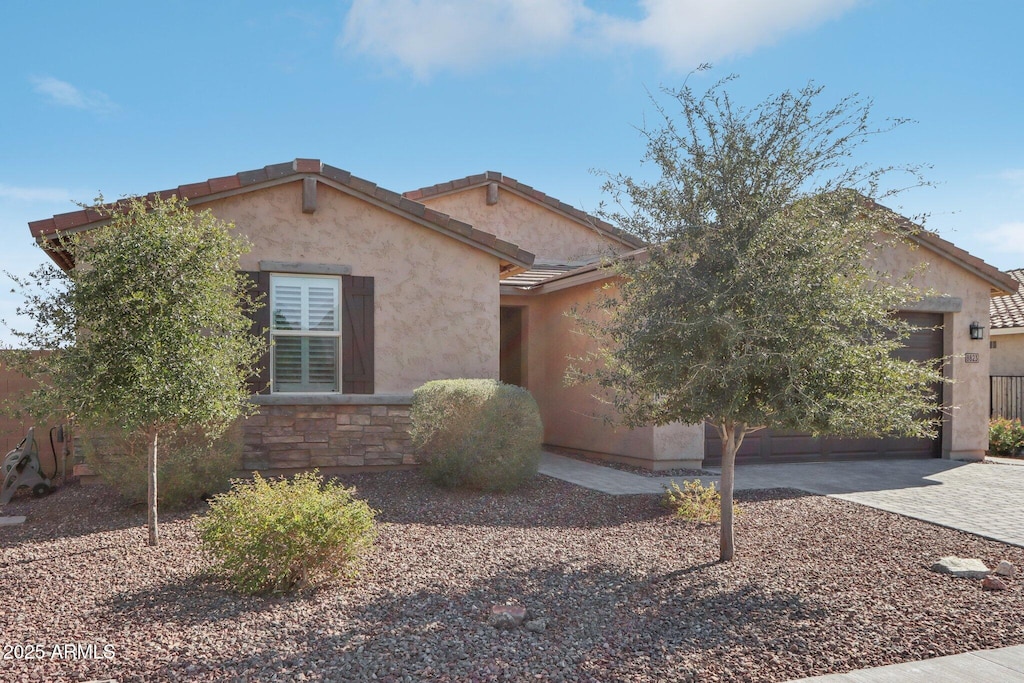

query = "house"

[990,268,1024,420]
[28,159,1019,472]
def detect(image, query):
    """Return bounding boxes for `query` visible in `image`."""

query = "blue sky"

[2,0,1022,339]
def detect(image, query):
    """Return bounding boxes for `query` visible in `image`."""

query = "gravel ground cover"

[2,472,1023,682]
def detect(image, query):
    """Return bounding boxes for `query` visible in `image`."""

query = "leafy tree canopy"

[574,75,945,560]
[6,195,263,545]
[8,194,262,438]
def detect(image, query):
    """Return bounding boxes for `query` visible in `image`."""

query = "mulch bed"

[2,472,1023,682]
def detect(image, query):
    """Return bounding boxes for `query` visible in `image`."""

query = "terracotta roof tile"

[264,162,294,180]
[293,158,322,173]
[448,219,473,237]
[422,207,450,227]
[861,198,1020,296]
[28,218,56,238]
[372,186,394,204]
[398,197,425,217]
[404,172,646,250]
[991,269,1024,329]
[321,165,351,184]
[493,237,518,256]
[470,228,496,247]
[347,176,378,196]
[208,175,242,193]
[178,182,210,199]
[27,158,535,272]
[53,210,88,231]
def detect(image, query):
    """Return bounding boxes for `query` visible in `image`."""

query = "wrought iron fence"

[991,376,1024,421]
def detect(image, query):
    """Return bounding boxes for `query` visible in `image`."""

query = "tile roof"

[404,171,646,250]
[861,198,1019,296]
[497,198,1020,302]
[28,159,535,271]
[991,269,1024,329]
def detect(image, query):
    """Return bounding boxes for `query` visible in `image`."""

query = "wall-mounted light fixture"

[969,321,985,340]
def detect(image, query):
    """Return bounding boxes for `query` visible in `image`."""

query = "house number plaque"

[965,353,980,363]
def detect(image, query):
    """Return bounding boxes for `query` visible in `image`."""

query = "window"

[270,274,340,392]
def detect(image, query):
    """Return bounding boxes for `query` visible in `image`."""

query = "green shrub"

[82,421,241,508]
[198,471,376,595]
[661,479,728,522]
[410,379,543,491]
[989,417,1024,456]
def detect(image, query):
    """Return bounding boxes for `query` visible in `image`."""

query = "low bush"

[198,471,376,594]
[989,417,1024,456]
[410,379,543,491]
[661,479,728,522]
[82,421,241,508]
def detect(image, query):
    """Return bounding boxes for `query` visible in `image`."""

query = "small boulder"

[488,604,527,630]
[995,560,1016,579]
[930,556,990,579]
[524,618,547,633]
[983,576,1009,591]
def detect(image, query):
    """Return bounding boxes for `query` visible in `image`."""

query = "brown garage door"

[704,312,943,465]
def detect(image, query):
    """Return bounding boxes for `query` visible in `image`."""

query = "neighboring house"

[990,268,1024,420]
[28,159,1019,472]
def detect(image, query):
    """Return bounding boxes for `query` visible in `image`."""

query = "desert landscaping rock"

[0,515,26,525]
[996,560,1017,578]
[930,556,991,579]
[3,473,1024,682]
[982,576,1009,591]
[525,618,548,633]
[488,604,527,630]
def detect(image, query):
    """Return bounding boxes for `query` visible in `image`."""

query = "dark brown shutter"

[239,270,271,395]
[341,275,374,394]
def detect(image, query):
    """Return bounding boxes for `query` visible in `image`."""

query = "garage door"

[704,312,943,465]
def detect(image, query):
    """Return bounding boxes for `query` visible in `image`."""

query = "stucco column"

[943,296,991,461]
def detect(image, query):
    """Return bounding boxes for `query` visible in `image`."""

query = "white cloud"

[596,0,859,68]
[975,222,1024,266]
[341,0,586,79]
[981,221,1024,244]
[339,0,859,78]
[0,184,72,203]
[30,76,117,114]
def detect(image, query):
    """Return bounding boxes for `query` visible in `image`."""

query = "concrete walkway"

[787,644,1024,682]
[538,451,1024,682]
[539,452,1024,546]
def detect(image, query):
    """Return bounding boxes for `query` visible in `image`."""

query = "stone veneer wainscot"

[243,395,414,472]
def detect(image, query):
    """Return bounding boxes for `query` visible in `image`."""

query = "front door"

[499,306,525,387]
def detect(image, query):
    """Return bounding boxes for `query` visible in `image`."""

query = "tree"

[6,195,263,546]
[575,76,944,561]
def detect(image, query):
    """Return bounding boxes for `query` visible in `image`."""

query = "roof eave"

[29,159,535,272]
[406,173,647,250]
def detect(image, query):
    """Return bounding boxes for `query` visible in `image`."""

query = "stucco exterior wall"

[422,187,631,263]
[504,280,703,467]
[202,180,500,393]
[518,234,999,467]
[992,331,1024,376]
[872,238,997,460]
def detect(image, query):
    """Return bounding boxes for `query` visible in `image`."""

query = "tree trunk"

[718,421,746,562]
[147,430,159,547]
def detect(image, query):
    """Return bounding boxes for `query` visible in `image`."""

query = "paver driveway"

[539,453,1024,547]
